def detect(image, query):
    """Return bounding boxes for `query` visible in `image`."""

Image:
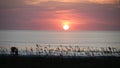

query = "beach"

[0,30,120,68]
[0,0,120,67]
[0,45,120,68]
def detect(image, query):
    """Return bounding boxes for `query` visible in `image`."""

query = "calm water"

[0,30,120,48]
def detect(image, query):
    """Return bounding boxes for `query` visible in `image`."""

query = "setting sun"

[63,25,70,30]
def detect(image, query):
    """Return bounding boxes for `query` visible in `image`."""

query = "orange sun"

[63,25,70,30]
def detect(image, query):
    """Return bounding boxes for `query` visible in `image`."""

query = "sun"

[63,25,70,30]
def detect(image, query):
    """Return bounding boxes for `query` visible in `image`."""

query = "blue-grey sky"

[0,0,120,30]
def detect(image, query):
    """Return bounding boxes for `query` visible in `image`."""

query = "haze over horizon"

[0,0,120,31]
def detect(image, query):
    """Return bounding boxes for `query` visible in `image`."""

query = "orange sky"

[0,0,120,31]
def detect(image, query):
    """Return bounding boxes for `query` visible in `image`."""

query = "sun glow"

[62,20,71,31]
[63,25,70,30]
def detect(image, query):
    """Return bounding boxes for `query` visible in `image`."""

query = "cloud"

[0,0,25,9]
[0,0,120,30]
[53,0,86,3]
[24,0,90,6]
[25,0,48,5]
[24,0,120,5]
[56,0,120,4]
[0,0,119,7]
[89,0,120,4]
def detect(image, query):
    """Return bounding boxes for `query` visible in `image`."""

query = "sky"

[0,0,120,31]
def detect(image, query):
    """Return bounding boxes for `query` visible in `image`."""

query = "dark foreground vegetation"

[0,55,120,68]
[0,45,120,68]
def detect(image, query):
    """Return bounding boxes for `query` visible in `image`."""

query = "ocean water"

[0,30,120,48]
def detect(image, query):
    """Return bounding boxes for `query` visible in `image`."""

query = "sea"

[0,30,120,49]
